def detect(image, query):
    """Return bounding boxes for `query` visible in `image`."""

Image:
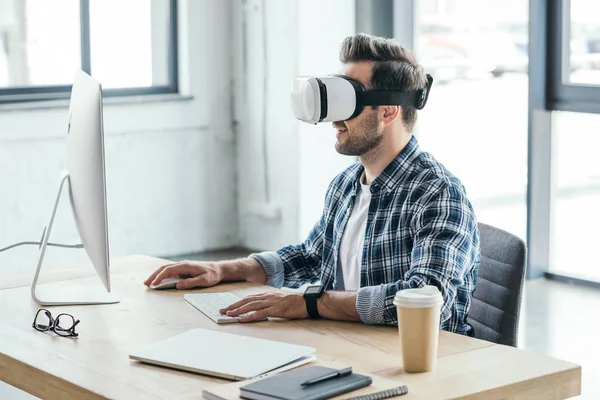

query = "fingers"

[220,297,252,314]
[219,293,270,314]
[150,266,179,286]
[226,300,271,317]
[176,275,211,290]
[238,309,270,323]
[150,263,201,286]
[144,264,171,286]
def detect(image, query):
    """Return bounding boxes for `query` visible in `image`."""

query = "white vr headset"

[291,74,434,124]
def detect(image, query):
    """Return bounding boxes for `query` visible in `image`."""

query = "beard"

[334,110,383,156]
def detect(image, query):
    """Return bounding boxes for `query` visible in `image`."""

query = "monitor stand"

[31,174,119,306]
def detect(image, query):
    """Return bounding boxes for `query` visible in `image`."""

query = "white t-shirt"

[339,176,372,291]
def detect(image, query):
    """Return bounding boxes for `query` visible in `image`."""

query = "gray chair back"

[469,223,527,346]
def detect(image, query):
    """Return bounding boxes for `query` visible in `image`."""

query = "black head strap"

[356,74,434,109]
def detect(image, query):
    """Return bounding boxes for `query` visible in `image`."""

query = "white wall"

[297,0,356,237]
[232,0,301,251]
[234,0,356,250]
[0,0,237,278]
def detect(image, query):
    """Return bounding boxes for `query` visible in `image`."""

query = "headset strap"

[357,74,434,110]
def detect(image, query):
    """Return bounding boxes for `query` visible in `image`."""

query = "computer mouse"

[149,277,183,290]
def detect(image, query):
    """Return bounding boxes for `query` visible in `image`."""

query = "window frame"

[547,0,600,114]
[0,0,179,104]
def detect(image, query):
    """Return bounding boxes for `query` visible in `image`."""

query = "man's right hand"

[143,260,222,290]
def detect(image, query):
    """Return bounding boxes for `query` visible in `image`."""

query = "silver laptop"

[129,329,316,381]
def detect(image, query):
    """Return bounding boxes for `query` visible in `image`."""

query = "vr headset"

[291,74,434,124]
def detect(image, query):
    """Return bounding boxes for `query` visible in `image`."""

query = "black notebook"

[239,366,373,400]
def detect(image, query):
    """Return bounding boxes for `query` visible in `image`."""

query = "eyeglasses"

[32,309,80,338]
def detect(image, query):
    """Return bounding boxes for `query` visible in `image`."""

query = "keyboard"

[184,292,267,324]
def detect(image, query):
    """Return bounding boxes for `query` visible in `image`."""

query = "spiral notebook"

[344,385,408,400]
[202,364,408,400]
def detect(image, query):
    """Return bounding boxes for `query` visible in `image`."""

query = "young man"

[144,33,480,336]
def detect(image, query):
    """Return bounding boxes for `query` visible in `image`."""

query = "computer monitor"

[31,70,119,306]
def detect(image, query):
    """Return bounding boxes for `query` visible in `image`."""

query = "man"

[144,33,480,335]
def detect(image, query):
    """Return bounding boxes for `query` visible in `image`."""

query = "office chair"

[468,222,527,347]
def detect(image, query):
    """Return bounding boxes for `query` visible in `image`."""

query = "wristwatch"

[303,284,325,319]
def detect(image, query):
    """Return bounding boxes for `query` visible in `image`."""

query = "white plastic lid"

[393,285,443,308]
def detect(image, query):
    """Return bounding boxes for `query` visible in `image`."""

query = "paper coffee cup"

[393,285,443,373]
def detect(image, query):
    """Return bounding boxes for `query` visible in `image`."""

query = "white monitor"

[31,70,118,306]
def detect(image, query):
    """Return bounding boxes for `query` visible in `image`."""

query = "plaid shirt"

[251,136,480,335]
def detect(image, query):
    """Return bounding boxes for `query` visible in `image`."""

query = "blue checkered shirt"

[251,136,480,335]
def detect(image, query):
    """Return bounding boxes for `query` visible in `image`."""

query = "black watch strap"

[304,285,324,319]
[305,296,320,319]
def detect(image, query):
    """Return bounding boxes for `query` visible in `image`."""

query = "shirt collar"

[353,135,422,195]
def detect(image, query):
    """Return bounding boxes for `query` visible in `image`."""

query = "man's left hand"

[219,292,308,322]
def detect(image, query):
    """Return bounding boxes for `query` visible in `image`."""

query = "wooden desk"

[0,255,581,399]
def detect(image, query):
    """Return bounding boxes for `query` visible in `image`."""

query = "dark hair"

[339,33,428,132]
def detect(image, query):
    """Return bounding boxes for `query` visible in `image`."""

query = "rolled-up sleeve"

[356,284,387,324]
[356,184,478,326]
[248,251,285,288]
[250,213,326,289]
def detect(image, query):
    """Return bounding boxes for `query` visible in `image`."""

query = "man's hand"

[143,260,222,290]
[220,292,308,322]
[143,257,269,290]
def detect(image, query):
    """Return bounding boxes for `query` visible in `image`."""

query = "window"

[0,0,177,103]
[550,111,600,282]
[549,0,600,113]
[0,1,81,90]
[568,0,600,85]
[528,0,600,286]
[415,0,529,241]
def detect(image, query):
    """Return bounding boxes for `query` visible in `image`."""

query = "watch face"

[305,285,323,295]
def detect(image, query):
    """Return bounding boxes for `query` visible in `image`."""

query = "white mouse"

[149,277,183,290]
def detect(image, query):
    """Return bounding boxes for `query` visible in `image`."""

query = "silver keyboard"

[184,292,266,324]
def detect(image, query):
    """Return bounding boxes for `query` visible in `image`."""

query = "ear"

[381,105,401,126]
